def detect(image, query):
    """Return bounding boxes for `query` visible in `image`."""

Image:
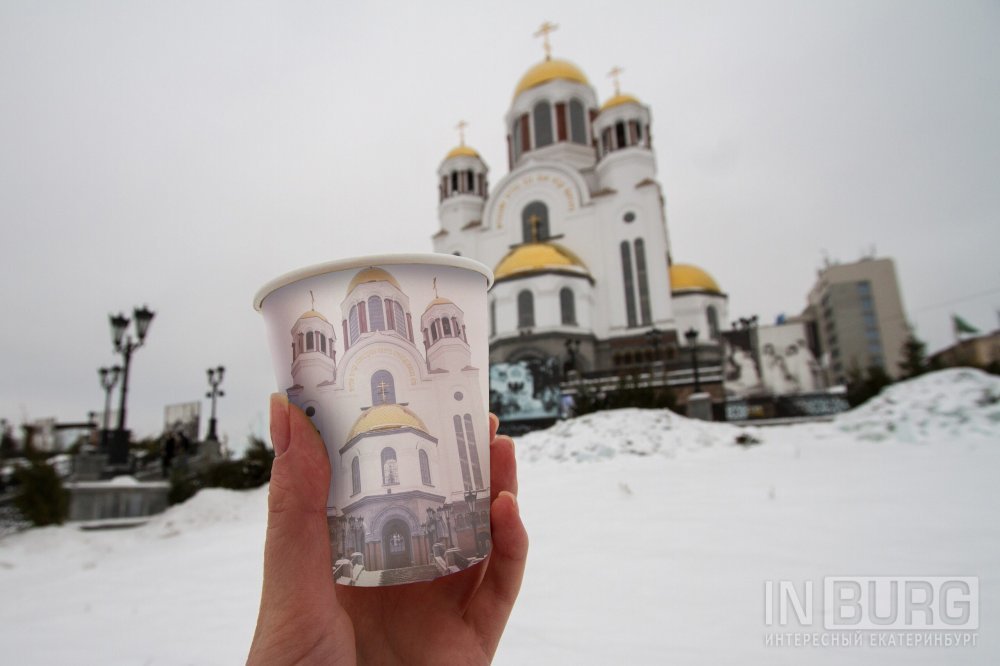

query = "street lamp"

[465,487,484,558]
[205,365,226,441]
[98,365,121,453]
[684,327,702,393]
[108,305,155,466]
[438,507,454,548]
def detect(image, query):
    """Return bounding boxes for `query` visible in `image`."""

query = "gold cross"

[608,66,624,96]
[534,21,558,60]
[376,380,389,403]
[528,214,542,242]
[455,120,468,146]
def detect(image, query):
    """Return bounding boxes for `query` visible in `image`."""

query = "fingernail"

[270,393,289,456]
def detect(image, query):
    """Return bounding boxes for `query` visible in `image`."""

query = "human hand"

[247,394,528,665]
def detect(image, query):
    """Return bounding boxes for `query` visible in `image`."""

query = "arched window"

[620,242,638,327]
[512,119,522,162]
[419,449,431,486]
[431,323,439,342]
[297,332,304,355]
[560,287,576,325]
[392,301,406,337]
[320,334,327,353]
[348,304,360,343]
[569,99,587,144]
[304,331,313,351]
[371,370,395,405]
[533,101,553,148]
[442,317,452,336]
[634,239,652,325]
[367,295,385,331]
[521,201,549,242]
[351,457,360,495]
[453,415,472,489]
[615,121,628,149]
[381,448,398,485]
[707,306,720,340]
[463,414,484,488]
[517,290,534,329]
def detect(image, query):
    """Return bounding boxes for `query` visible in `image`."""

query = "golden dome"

[670,263,722,294]
[494,242,590,281]
[299,309,328,322]
[347,267,402,294]
[347,403,430,441]
[601,93,640,111]
[445,145,480,160]
[513,58,589,98]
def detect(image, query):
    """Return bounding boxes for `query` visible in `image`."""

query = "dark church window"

[707,306,720,340]
[569,99,587,144]
[351,457,360,495]
[368,295,385,331]
[517,290,535,329]
[381,448,399,485]
[521,201,549,243]
[615,121,628,149]
[442,317,452,336]
[306,331,314,351]
[349,305,360,343]
[533,101,553,148]
[419,450,431,486]
[320,334,327,353]
[620,242,638,327]
[371,370,395,405]
[634,239,652,325]
[560,287,576,325]
[298,332,304,354]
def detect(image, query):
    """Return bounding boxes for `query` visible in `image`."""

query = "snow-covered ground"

[1,369,998,664]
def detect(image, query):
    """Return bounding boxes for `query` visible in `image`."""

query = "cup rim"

[254,253,494,312]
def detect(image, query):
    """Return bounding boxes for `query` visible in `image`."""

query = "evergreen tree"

[846,364,893,407]
[898,333,929,379]
[13,461,69,526]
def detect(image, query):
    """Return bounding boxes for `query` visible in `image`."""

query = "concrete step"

[378,564,440,586]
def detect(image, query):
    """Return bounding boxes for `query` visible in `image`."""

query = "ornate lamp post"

[438,507,454,548]
[98,365,121,453]
[465,487,484,558]
[205,365,225,441]
[684,327,702,393]
[108,305,155,465]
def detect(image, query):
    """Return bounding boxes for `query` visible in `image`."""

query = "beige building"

[804,258,908,384]
[930,330,1000,370]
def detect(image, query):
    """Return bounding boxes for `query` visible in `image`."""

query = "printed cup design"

[256,256,493,587]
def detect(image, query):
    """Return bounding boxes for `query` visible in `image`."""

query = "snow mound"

[833,368,1000,443]
[516,408,750,462]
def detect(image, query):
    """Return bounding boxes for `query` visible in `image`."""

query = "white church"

[285,266,490,585]
[432,26,731,406]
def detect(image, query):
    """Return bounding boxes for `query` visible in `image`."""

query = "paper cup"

[255,254,494,586]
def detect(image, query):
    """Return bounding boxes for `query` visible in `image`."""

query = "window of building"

[857,281,871,297]
[351,457,360,495]
[451,171,458,193]
[569,99,587,144]
[371,370,395,405]
[297,332,304,355]
[367,295,385,331]
[419,449,431,486]
[392,301,406,337]
[349,305,360,343]
[442,317,452,336]
[431,323,439,342]
[521,201,549,242]
[555,101,567,141]
[306,331,314,351]
[707,306,720,340]
[615,121,627,149]
[320,334,327,353]
[533,101,553,148]
[560,287,576,325]
[512,120,522,162]
[464,414,484,489]
[381,448,399,485]
[517,290,535,329]
[489,299,496,337]
[620,242,638,327]
[453,415,472,488]
[634,239,652,325]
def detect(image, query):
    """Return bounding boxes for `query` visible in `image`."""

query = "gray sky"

[2,0,998,447]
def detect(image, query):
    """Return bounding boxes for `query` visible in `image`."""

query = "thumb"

[259,395,337,616]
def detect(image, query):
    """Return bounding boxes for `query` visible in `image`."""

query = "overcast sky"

[2,0,998,447]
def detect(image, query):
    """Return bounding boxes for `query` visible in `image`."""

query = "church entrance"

[381,519,412,570]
